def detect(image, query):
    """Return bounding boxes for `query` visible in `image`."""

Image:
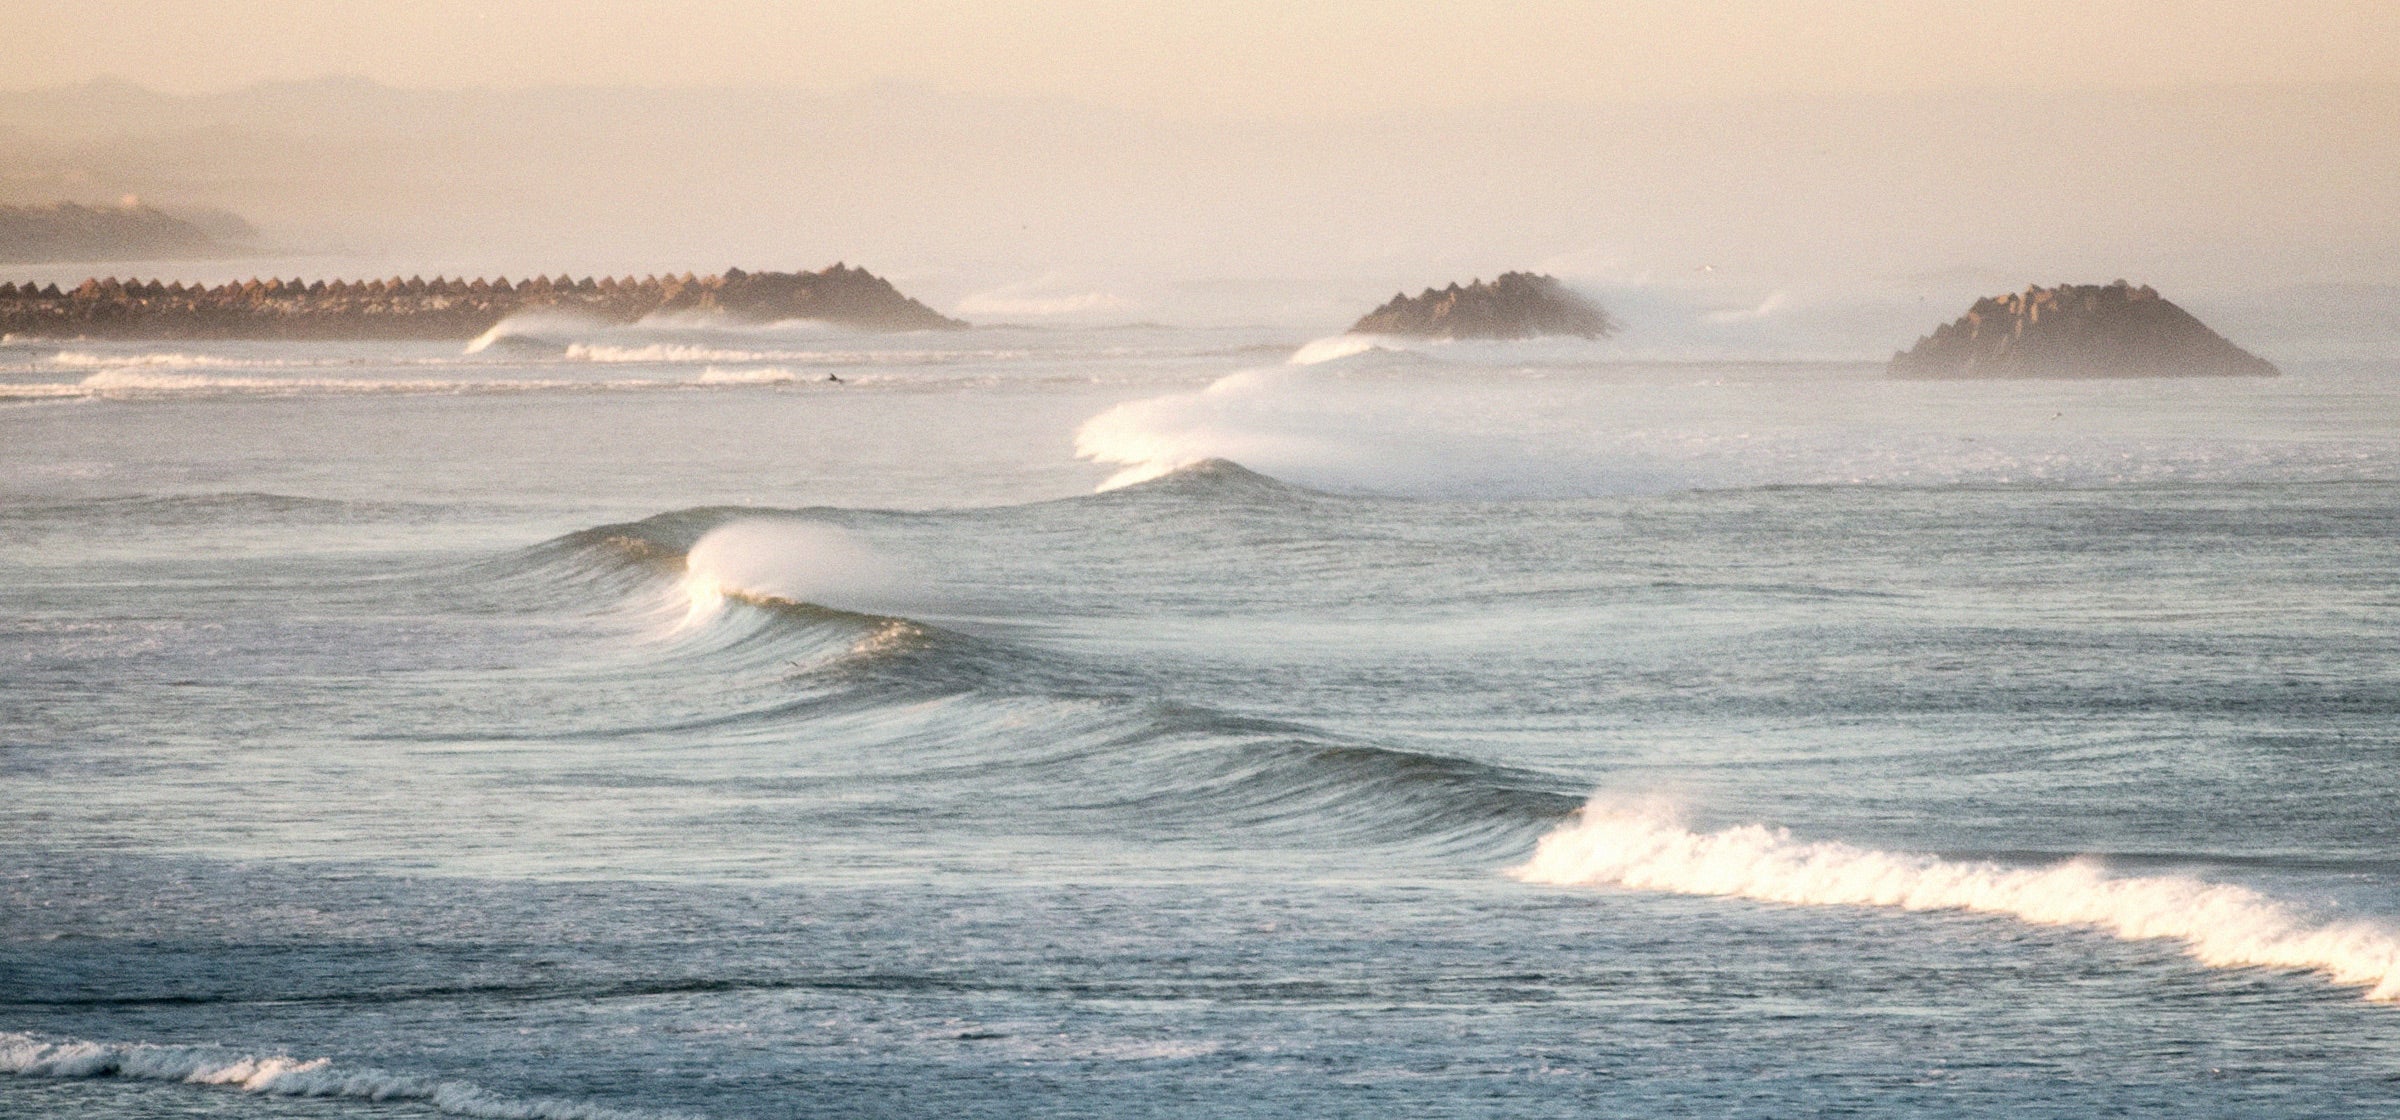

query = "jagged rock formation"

[1349,272,1617,340]
[0,201,235,263]
[0,263,964,339]
[1891,281,2276,379]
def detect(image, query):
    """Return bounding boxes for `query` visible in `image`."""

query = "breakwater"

[1891,281,2276,379]
[0,263,964,339]
[1349,272,1618,340]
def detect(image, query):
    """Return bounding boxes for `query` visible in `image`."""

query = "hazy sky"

[8,0,2398,116]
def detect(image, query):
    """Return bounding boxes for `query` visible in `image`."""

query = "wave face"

[1516,802,2400,1001]
[461,500,1584,859]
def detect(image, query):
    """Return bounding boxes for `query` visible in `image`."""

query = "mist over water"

[5,79,2399,357]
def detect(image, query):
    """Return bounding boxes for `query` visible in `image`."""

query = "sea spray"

[1512,799,2400,1001]
[1287,333,1396,366]
[464,310,608,355]
[1073,352,2398,499]
[678,518,917,624]
[1076,368,1305,490]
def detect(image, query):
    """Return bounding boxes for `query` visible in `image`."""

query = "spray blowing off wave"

[678,517,920,627]
[0,1032,675,1120]
[1287,333,1401,366]
[1514,801,2400,1001]
[1074,352,2393,499]
[465,310,610,355]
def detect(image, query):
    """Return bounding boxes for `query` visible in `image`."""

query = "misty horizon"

[5,72,2396,355]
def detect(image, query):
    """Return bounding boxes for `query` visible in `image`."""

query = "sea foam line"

[51,350,292,369]
[0,367,875,400]
[1511,801,2400,1001]
[0,1032,683,1120]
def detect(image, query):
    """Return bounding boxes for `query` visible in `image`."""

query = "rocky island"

[0,263,965,339]
[1891,281,2276,379]
[1350,272,1618,340]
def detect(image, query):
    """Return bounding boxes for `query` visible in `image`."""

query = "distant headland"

[0,263,964,339]
[1350,272,1617,340]
[0,200,255,264]
[1891,281,2276,379]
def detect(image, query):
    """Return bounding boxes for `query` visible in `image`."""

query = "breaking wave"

[464,311,612,355]
[1514,801,2400,1001]
[450,501,1580,854]
[0,1032,679,1120]
[1287,333,1399,366]
[676,517,920,625]
[1074,353,2400,499]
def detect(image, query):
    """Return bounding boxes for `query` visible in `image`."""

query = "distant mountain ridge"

[0,200,251,263]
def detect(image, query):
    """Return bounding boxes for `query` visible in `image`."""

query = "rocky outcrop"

[0,263,965,339]
[0,201,234,263]
[1349,272,1617,340]
[1891,281,2276,379]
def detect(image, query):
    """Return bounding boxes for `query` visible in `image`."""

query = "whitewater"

[6,319,2400,1118]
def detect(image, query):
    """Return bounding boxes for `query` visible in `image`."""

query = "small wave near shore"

[1516,800,2400,1002]
[1,1032,678,1120]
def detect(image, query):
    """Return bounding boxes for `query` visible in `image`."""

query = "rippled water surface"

[6,326,2399,1117]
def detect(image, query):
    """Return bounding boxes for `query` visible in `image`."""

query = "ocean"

[4,317,2398,1117]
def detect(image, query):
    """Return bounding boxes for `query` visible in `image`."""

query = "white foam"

[1073,359,2400,499]
[57,369,591,397]
[571,343,1034,366]
[1076,363,1640,495]
[1286,333,1395,366]
[1075,367,1310,490]
[679,518,917,625]
[464,310,611,354]
[0,1032,678,1119]
[51,350,281,369]
[694,366,803,385]
[1513,800,2400,1001]
[0,383,95,400]
[566,342,775,364]
[0,367,853,399]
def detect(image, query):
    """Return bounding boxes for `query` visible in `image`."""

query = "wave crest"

[1513,800,2400,1001]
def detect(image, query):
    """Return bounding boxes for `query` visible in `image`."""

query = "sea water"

[4,320,2399,1117]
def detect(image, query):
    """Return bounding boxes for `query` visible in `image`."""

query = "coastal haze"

[3,2,2398,353]
[7,5,2400,1120]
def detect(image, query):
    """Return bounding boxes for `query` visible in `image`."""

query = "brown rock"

[1348,272,1618,340]
[1892,281,2276,378]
